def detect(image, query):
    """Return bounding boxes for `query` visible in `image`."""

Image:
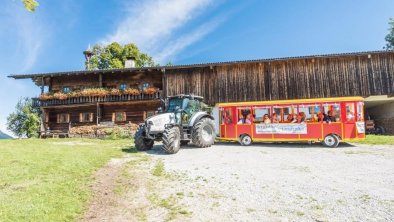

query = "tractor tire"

[192,118,215,148]
[322,134,340,148]
[134,127,154,151]
[162,126,181,154]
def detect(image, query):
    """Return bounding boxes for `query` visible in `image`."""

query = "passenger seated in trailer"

[263,114,271,124]
[286,114,294,123]
[271,113,280,123]
[298,112,306,123]
[346,111,354,121]
[317,112,326,122]
[238,113,252,124]
[327,110,336,122]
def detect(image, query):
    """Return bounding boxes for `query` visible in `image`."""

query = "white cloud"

[154,17,224,63]
[102,0,222,64]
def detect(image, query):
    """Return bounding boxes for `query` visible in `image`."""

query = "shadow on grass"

[121,145,138,154]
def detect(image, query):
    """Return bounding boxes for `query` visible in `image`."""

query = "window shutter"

[112,113,115,122]
[67,114,70,123]
[57,114,59,123]
[79,113,83,122]
[123,112,127,121]
[89,113,93,122]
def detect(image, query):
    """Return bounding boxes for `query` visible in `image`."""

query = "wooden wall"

[164,52,394,105]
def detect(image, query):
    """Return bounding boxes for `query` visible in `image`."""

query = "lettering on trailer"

[255,123,307,134]
[356,122,365,133]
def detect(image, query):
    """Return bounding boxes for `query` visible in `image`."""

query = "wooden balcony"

[32,91,162,107]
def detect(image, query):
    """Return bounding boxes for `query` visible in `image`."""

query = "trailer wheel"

[192,118,215,148]
[323,134,340,148]
[162,126,181,154]
[134,127,154,151]
[239,134,252,146]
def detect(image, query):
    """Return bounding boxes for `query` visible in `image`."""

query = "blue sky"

[0,0,393,135]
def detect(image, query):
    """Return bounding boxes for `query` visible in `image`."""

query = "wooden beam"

[99,74,103,87]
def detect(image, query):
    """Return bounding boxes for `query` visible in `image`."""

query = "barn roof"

[8,50,394,79]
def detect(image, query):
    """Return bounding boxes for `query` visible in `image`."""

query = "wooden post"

[41,77,45,94]
[40,108,46,137]
[99,74,103,87]
[96,103,100,125]
[48,77,52,92]
[161,68,166,97]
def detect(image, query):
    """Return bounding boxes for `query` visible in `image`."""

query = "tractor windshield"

[167,98,190,112]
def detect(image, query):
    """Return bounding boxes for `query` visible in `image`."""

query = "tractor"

[134,95,216,154]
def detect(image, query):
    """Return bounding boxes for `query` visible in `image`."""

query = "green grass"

[353,135,394,145]
[0,138,133,222]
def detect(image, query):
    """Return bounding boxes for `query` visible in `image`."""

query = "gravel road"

[145,142,394,222]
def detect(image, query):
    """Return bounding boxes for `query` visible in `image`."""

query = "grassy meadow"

[0,138,133,222]
[354,135,394,145]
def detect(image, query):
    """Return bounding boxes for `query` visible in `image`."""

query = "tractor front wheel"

[134,127,154,151]
[192,118,216,148]
[162,126,181,154]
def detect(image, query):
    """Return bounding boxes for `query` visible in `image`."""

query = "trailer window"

[322,104,341,122]
[299,104,321,122]
[237,108,252,124]
[357,102,364,121]
[253,107,270,123]
[274,105,296,123]
[222,108,233,124]
[346,103,355,122]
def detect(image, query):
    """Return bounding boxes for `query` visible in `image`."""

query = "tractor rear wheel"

[192,118,215,148]
[134,127,154,151]
[162,126,181,154]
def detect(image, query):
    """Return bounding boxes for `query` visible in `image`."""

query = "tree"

[384,18,394,50]
[88,42,156,70]
[22,0,39,12]
[7,98,40,138]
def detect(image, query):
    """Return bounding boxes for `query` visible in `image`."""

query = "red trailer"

[216,97,365,147]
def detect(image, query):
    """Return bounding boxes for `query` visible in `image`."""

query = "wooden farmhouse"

[8,50,394,135]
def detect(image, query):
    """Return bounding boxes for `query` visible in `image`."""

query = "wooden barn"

[9,50,394,135]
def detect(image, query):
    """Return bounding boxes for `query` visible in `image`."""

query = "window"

[119,83,127,91]
[221,107,233,124]
[57,113,70,123]
[237,107,252,124]
[112,112,126,122]
[322,103,341,122]
[253,107,271,123]
[273,105,296,123]
[345,103,355,122]
[80,112,93,122]
[62,86,71,93]
[357,102,364,121]
[299,104,321,122]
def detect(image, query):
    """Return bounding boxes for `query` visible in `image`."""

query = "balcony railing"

[32,91,161,107]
